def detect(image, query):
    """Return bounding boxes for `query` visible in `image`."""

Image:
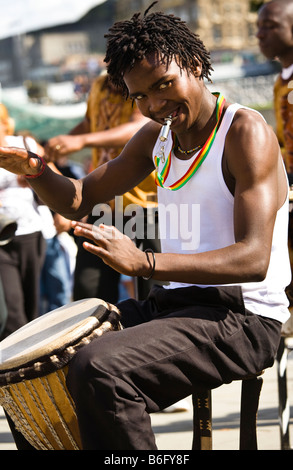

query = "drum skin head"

[0,298,121,450]
[0,298,111,370]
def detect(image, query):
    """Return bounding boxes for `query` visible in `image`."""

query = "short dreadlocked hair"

[104,2,213,97]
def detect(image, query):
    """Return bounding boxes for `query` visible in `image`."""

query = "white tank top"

[152,103,291,323]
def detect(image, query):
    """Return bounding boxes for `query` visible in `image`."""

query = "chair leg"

[192,390,212,450]
[239,375,263,450]
[276,337,291,450]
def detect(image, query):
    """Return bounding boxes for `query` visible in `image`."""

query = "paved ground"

[0,344,292,451]
[152,352,293,451]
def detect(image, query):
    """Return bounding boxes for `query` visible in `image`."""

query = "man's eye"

[159,82,171,90]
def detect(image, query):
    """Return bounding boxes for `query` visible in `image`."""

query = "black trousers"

[0,231,46,339]
[67,284,282,450]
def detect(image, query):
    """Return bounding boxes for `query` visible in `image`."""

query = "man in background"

[257,0,293,303]
[257,0,293,175]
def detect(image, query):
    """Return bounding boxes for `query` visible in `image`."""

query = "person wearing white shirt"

[0,104,46,339]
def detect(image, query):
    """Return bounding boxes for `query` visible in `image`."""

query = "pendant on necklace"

[157,116,173,164]
[158,144,166,164]
[154,92,226,191]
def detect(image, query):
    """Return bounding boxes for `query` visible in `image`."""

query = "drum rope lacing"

[0,300,123,450]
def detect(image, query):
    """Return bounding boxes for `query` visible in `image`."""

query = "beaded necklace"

[155,93,225,191]
[177,143,202,155]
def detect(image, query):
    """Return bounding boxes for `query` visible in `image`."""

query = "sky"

[0,0,107,40]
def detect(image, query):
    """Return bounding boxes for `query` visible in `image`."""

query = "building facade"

[114,0,265,52]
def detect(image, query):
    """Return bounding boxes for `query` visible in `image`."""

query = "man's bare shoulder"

[126,120,162,158]
[226,106,279,161]
[134,119,162,138]
[223,105,281,186]
[228,106,273,141]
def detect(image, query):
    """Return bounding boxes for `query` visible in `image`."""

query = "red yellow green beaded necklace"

[155,93,226,191]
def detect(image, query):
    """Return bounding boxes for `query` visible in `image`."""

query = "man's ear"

[192,58,203,77]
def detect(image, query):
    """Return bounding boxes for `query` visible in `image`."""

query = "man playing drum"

[0,4,290,450]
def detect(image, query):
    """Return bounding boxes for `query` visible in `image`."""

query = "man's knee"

[66,340,100,395]
[66,336,114,397]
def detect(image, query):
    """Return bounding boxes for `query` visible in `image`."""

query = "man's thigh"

[75,302,246,410]
[69,285,281,411]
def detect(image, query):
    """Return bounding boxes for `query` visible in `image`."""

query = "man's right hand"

[0,146,43,176]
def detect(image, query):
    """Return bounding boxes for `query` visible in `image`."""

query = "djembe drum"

[0,298,121,450]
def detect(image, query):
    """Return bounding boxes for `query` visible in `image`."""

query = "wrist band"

[25,155,46,179]
[142,248,156,280]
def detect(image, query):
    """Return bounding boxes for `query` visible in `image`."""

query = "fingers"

[72,221,123,243]
[28,154,42,169]
[74,223,104,243]
[74,223,119,268]
[71,221,102,243]
[45,145,62,161]
[45,138,67,160]
[0,146,28,159]
[71,220,143,276]
[0,146,40,175]
[71,221,107,257]
[82,241,106,257]
[46,135,82,160]
[95,224,124,240]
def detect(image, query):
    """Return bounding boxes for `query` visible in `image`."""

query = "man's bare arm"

[0,121,157,219]
[73,111,287,285]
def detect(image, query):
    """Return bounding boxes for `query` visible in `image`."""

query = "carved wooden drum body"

[0,298,121,450]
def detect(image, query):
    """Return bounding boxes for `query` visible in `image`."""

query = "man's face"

[256,2,293,61]
[123,53,203,135]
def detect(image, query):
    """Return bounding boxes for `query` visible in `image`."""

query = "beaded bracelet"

[142,248,156,281]
[25,154,46,179]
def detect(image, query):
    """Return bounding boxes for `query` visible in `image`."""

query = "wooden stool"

[276,307,293,450]
[192,373,264,450]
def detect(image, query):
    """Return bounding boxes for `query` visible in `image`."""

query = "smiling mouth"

[159,109,181,141]
[160,109,179,124]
